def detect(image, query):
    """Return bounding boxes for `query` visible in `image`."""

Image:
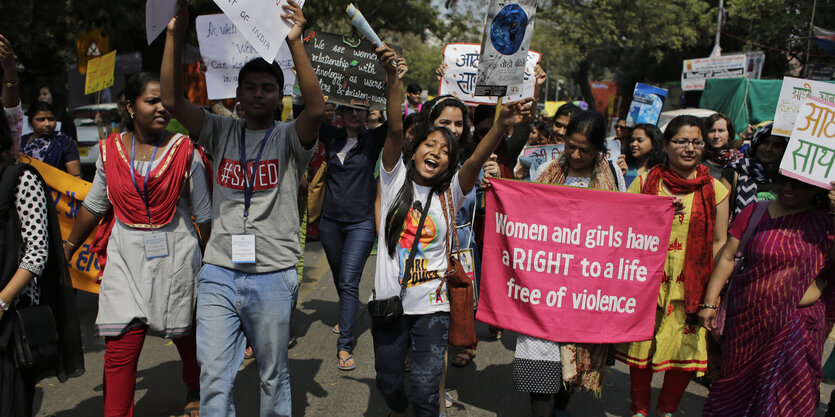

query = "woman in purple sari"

[699,174,835,416]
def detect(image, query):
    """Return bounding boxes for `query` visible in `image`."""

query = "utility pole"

[712,0,724,56]
[805,0,818,77]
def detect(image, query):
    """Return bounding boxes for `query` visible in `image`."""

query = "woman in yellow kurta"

[615,115,729,417]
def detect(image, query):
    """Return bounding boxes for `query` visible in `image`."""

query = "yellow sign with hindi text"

[85,50,117,95]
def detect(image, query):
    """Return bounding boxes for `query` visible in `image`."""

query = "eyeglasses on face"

[670,139,706,149]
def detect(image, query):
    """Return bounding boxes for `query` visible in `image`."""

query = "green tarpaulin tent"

[698,78,782,134]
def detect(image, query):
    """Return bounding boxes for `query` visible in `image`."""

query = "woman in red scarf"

[63,73,211,417]
[615,115,730,417]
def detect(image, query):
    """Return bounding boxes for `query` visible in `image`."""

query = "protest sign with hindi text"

[302,31,398,110]
[475,0,537,97]
[681,54,746,91]
[439,43,540,104]
[196,14,296,100]
[773,77,835,137]
[476,179,673,343]
[85,51,117,95]
[779,97,835,189]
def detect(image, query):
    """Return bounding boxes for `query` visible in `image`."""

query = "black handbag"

[13,304,60,368]
[369,190,434,323]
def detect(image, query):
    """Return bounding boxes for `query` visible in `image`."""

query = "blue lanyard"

[239,123,275,219]
[129,134,162,225]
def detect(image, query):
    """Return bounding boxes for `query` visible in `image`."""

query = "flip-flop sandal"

[183,390,200,417]
[337,353,356,371]
[332,324,340,334]
[450,348,476,367]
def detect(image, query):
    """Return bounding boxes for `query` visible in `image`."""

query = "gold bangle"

[4,80,18,88]
[64,240,80,249]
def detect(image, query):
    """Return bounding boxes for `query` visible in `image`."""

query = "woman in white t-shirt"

[370,43,535,417]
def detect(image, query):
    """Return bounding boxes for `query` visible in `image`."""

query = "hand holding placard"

[282,0,306,41]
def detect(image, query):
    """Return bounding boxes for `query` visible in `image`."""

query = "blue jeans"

[196,264,298,417]
[372,313,450,417]
[318,217,376,352]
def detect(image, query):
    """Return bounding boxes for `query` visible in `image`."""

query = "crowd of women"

[1,2,835,416]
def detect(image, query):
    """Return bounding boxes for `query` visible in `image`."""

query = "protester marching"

[2,1,835,417]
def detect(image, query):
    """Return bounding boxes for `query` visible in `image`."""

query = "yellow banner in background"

[85,50,117,95]
[19,155,101,293]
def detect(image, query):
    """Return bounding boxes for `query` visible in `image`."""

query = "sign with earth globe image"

[475,0,537,97]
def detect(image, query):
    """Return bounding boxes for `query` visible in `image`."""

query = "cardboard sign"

[681,55,747,91]
[779,96,835,189]
[212,0,305,63]
[439,43,540,104]
[85,51,117,95]
[196,14,296,100]
[302,31,397,110]
[475,0,537,97]
[773,77,835,137]
[17,156,100,293]
[476,179,673,343]
[146,0,178,44]
[518,141,622,181]
[626,83,667,127]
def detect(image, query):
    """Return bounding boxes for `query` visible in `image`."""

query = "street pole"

[805,0,818,78]
[544,59,549,103]
[714,0,723,50]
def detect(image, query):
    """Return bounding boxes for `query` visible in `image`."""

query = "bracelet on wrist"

[0,297,9,311]
[4,80,18,88]
[64,240,80,249]
[699,303,717,310]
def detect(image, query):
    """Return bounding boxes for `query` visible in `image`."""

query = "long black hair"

[625,123,665,168]
[410,95,472,161]
[26,102,57,128]
[34,84,67,120]
[123,72,161,132]
[384,126,459,257]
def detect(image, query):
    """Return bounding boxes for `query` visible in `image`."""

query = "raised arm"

[0,34,19,109]
[283,0,324,149]
[379,45,404,172]
[458,98,534,193]
[161,0,205,138]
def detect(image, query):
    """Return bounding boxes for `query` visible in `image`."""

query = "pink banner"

[476,179,674,343]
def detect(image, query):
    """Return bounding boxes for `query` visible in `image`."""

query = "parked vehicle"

[71,104,119,180]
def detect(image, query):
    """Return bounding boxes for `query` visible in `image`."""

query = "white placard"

[773,77,835,137]
[680,55,747,91]
[146,0,178,45]
[196,14,296,100]
[779,97,835,189]
[439,43,540,105]
[474,0,537,97]
[212,0,304,63]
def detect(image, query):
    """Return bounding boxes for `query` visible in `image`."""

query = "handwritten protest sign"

[518,141,622,180]
[779,97,835,189]
[681,54,747,91]
[18,156,100,293]
[626,83,667,127]
[439,43,540,104]
[196,14,296,100]
[475,0,537,97]
[85,50,117,95]
[476,179,672,343]
[212,0,304,63]
[303,31,399,110]
[145,0,178,44]
[773,77,835,137]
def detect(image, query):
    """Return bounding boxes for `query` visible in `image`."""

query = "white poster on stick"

[439,43,540,105]
[778,96,835,189]
[474,0,537,97]
[772,77,835,137]
[212,0,304,63]
[196,14,296,100]
[146,0,178,45]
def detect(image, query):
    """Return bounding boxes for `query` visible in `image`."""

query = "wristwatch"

[0,297,9,311]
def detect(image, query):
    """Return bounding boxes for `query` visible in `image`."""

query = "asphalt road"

[32,241,835,416]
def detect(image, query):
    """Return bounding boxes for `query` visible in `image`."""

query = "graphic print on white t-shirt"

[397,206,443,288]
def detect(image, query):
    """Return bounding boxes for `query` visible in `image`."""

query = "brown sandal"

[451,347,476,367]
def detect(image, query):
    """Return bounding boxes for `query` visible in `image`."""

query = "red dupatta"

[642,164,716,313]
[90,132,197,275]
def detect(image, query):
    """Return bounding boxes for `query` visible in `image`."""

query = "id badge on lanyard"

[232,123,275,264]
[130,135,169,259]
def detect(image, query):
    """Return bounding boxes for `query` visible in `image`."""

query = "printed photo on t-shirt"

[398,206,443,288]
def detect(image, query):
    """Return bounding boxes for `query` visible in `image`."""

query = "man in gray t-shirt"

[160,1,324,415]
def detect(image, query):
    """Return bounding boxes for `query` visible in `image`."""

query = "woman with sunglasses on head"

[63,72,211,417]
[373,43,533,417]
[616,115,730,417]
[699,173,834,417]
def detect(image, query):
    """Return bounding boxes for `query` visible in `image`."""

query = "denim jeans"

[196,264,298,417]
[318,217,376,352]
[372,312,450,417]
